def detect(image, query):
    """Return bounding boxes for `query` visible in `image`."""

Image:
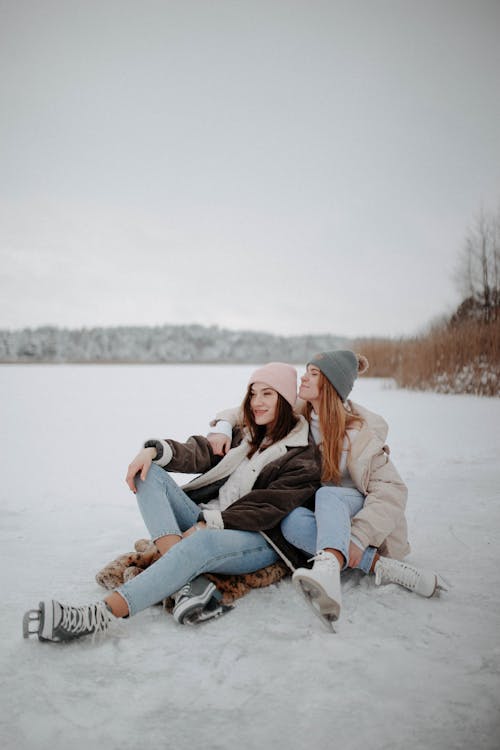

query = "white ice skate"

[374,557,444,597]
[292,551,341,632]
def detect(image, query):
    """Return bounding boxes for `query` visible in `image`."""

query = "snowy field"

[1,364,499,750]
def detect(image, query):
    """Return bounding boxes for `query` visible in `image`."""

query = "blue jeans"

[280,485,377,575]
[117,464,278,616]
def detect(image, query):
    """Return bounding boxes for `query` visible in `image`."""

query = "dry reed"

[354,317,500,397]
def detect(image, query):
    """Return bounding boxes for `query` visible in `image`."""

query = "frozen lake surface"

[1,364,499,750]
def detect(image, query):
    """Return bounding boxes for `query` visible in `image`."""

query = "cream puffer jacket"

[211,401,410,561]
[343,401,409,560]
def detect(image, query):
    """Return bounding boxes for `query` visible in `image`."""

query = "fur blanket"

[96,539,290,606]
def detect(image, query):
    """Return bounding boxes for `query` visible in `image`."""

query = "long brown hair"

[302,372,363,484]
[242,386,298,457]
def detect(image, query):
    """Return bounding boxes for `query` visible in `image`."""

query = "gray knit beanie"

[308,350,369,401]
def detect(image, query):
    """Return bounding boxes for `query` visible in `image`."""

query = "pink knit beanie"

[248,362,298,407]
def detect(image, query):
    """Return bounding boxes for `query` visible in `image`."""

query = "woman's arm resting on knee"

[125,447,156,493]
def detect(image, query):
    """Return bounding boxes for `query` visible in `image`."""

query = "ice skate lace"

[61,602,112,635]
[375,561,419,589]
[307,551,338,569]
[174,583,192,604]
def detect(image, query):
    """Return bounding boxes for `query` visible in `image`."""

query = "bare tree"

[492,207,500,311]
[454,206,500,322]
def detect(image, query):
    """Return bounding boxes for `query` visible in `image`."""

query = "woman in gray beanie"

[282,350,439,628]
[208,350,441,630]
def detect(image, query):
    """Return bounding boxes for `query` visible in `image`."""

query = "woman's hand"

[207,433,231,456]
[347,541,363,569]
[182,521,207,538]
[125,447,156,493]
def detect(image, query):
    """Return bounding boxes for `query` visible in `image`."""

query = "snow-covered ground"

[1,364,499,750]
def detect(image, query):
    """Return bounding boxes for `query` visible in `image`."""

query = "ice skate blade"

[423,574,447,598]
[182,602,234,626]
[293,574,340,619]
[23,609,41,638]
[294,580,337,633]
[434,580,448,597]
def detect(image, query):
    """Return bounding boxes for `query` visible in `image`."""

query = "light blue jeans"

[117,464,278,616]
[280,485,377,575]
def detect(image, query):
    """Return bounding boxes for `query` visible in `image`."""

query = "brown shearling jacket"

[150,415,321,535]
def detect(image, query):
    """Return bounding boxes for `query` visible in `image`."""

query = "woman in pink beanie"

[245,362,298,409]
[24,363,321,642]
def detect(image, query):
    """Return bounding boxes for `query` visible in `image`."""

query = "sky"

[1,0,499,339]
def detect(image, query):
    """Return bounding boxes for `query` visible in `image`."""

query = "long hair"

[302,372,363,484]
[242,386,298,457]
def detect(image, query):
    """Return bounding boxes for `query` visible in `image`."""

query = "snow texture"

[1,365,499,750]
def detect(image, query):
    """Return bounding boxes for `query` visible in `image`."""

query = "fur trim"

[154,440,173,467]
[95,539,161,589]
[182,415,310,494]
[95,539,290,606]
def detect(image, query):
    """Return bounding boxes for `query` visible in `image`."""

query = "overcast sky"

[1,0,499,338]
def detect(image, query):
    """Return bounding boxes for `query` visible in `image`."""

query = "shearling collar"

[183,415,310,492]
[275,414,310,447]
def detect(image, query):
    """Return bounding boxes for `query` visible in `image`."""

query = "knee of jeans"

[149,463,168,479]
[316,485,356,506]
[135,470,162,501]
[316,486,365,520]
[137,463,169,490]
[175,529,216,565]
[316,485,339,500]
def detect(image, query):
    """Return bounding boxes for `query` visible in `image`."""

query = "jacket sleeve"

[219,449,321,532]
[159,435,222,474]
[350,451,408,549]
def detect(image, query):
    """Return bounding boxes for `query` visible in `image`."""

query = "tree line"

[0,324,348,364]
